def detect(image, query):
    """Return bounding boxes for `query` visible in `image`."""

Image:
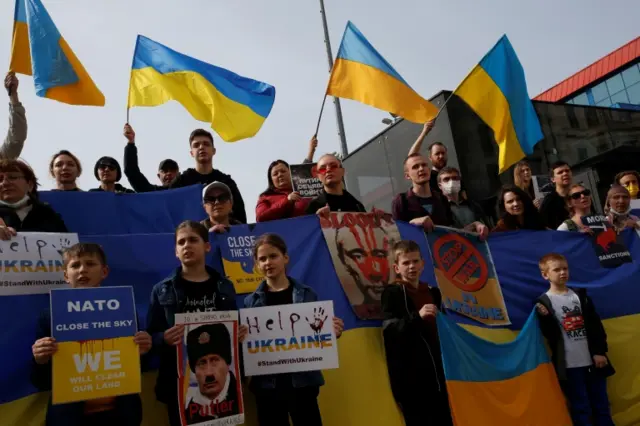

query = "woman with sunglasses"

[49,150,82,191]
[557,184,593,232]
[492,185,545,232]
[201,181,241,233]
[89,156,135,193]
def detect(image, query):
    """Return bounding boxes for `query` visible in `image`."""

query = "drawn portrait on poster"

[320,211,400,320]
[175,311,244,426]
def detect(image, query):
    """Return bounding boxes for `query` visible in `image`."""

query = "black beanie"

[186,323,232,372]
[94,156,122,182]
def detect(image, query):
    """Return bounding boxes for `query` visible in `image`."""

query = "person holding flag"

[2,73,27,160]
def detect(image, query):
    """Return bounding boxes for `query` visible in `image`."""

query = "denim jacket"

[243,277,325,390]
[146,266,237,403]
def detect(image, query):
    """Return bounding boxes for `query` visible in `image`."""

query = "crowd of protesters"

[1,71,635,426]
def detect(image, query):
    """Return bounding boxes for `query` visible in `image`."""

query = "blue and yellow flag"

[127,35,276,142]
[454,35,542,173]
[327,21,437,123]
[437,310,571,425]
[9,0,105,106]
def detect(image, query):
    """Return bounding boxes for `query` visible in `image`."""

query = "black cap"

[94,156,122,182]
[186,323,232,372]
[158,159,179,172]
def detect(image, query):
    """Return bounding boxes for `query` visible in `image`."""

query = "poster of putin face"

[175,311,244,426]
[320,211,400,320]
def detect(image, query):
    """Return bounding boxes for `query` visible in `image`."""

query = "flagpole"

[319,0,348,158]
[314,94,328,136]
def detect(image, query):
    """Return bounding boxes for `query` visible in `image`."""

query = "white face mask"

[609,205,631,216]
[441,180,461,196]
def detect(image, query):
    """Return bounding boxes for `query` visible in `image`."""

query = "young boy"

[30,243,152,426]
[381,240,452,426]
[536,253,615,426]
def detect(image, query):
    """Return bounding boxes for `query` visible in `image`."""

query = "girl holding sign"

[244,233,344,426]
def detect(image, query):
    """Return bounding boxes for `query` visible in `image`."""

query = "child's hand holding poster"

[240,300,339,376]
[50,286,140,405]
[175,311,244,426]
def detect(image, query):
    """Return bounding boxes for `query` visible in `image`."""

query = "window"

[605,74,625,96]
[628,82,640,105]
[596,97,612,107]
[591,81,609,103]
[572,93,589,105]
[610,90,629,105]
[622,64,640,87]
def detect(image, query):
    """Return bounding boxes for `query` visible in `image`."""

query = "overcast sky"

[0,0,638,222]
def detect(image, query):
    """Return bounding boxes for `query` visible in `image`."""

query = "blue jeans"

[565,367,614,426]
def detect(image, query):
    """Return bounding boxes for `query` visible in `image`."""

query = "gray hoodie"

[1,102,27,159]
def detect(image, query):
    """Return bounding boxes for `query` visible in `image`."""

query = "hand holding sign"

[164,324,185,346]
[419,304,438,319]
[287,192,302,203]
[134,331,152,355]
[332,317,344,338]
[33,337,58,364]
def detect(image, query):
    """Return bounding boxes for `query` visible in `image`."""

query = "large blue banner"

[1,189,640,425]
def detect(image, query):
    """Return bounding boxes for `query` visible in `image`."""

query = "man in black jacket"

[170,129,246,223]
[381,240,452,426]
[536,253,615,426]
[123,124,179,192]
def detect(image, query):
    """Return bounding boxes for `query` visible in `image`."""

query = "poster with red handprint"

[582,215,632,268]
[320,211,401,320]
[239,301,339,376]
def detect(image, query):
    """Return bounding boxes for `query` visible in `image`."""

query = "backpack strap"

[563,219,579,232]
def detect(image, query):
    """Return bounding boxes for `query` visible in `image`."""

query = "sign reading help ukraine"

[219,226,264,294]
[0,233,78,296]
[50,286,141,404]
[320,211,400,320]
[240,301,339,376]
[426,227,510,326]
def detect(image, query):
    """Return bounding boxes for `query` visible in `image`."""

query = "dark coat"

[381,283,446,402]
[0,200,67,232]
[305,189,365,214]
[537,288,615,381]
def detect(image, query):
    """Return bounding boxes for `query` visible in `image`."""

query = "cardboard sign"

[0,233,79,295]
[290,163,323,198]
[426,227,510,326]
[240,301,339,376]
[50,286,140,405]
[175,311,244,426]
[582,215,632,268]
[218,227,264,294]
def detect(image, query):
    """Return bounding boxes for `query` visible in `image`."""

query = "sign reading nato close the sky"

[50,286,140,404]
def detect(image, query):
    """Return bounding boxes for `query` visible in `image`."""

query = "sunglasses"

[204,194,230,204]
[569,189,591,200]
[98,164,117,171]
[317,163,341,174]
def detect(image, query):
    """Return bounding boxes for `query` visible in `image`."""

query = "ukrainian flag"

[437,310,571,426]
[127,36,276,142]
[327,21,437,123]
[454,35,543,173]
[9,0,105,106]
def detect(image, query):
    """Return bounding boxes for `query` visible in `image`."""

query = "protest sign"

[218,226,264,294]
[582,215,632,268]
[426,227,510,326]
[50,286,140,405]
[320,211,400,319]
[240,300,339,376]
[290,163,323,198]
[175,311,244,426]
[0,232,79,296]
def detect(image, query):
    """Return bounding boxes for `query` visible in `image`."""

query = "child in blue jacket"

[244,233,344,426]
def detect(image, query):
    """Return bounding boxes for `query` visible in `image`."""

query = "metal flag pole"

[319,0,348,158]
